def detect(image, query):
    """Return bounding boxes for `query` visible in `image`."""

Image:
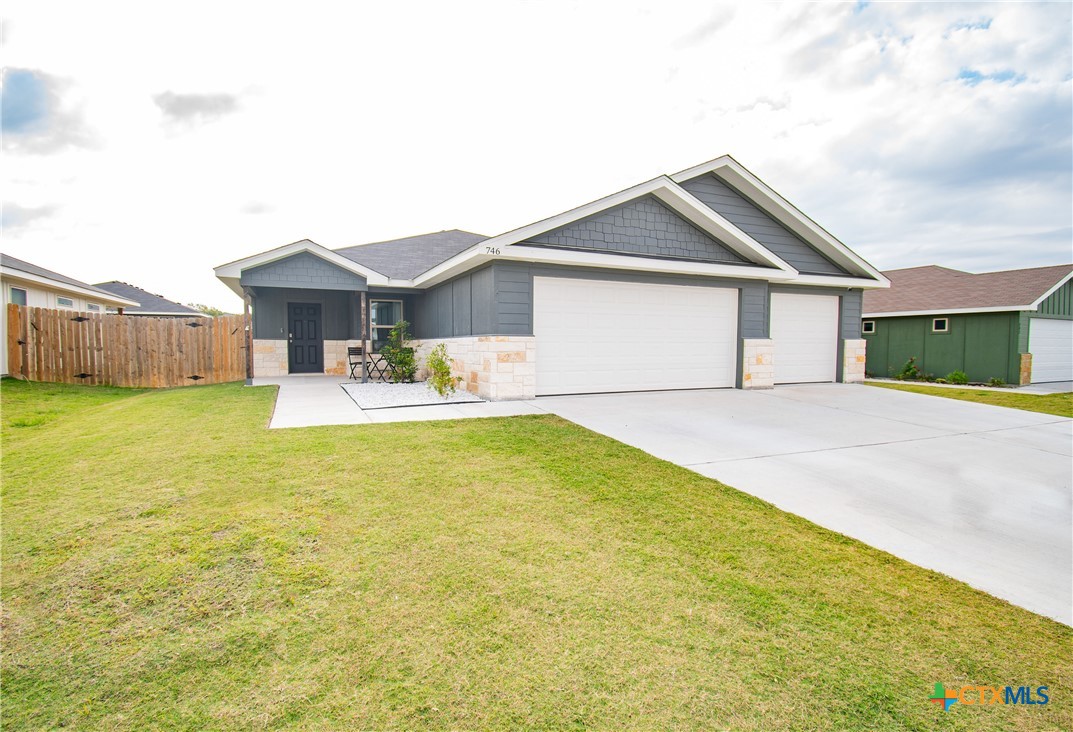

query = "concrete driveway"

[536,384,1073,625]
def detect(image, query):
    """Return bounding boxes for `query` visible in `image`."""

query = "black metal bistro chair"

[347,346,367,381]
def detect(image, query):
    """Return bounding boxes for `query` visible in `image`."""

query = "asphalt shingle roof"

[334,230,487,279]
[863,263,1073,315]
[93,281,205,315]
[1,253,133,302]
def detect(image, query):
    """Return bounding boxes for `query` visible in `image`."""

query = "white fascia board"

[1029,270,1073,308]
[494,245,794,281]
[1,268,140,308]
[670,156,889,286]
[213,240,391,285]
[792,274,891,290]
[862,305,1033,318]
[414,175,795,287]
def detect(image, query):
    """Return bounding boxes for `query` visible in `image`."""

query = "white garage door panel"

[1029,318,1073,383]
[534,277,738,396]
[770,293,839,384]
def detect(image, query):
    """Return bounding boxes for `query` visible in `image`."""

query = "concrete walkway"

[257,375,543,428]
[536,384,1072,625]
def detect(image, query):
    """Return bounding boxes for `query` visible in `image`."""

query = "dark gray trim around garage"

[679,173,849,276]
[240,251,367,291]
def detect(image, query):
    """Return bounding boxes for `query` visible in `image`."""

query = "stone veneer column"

[741,338,774,389]
[252,339,288,377]
[1019,353,1032,386]
[841,339,867,383]
[410,336,536,400]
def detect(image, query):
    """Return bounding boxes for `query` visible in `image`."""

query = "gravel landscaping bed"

[342,382,485,409]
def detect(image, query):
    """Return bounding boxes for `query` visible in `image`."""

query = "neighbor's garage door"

[1028,318,1073,383]
[533,277,738,396]
[770,293,839,384]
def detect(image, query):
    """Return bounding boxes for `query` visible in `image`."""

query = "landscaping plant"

[425,343,460,397]
[379,320,417,382]
[945,370,969,385]
[893,356,922,381]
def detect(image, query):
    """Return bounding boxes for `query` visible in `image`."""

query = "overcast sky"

[2,1,1071,311]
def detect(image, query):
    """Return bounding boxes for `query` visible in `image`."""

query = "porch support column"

[360,291,368,383]
[242,286,254,385]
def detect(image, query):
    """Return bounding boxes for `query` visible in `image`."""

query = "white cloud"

[1,0,1069,310]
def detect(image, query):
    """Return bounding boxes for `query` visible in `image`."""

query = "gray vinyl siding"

[412,266,497,339]
[680,174,849,275]
[770,284,864,340]
[526,195,747,264]
[251,288,356,340]
[240,252,367,291]
[740,282,770,339]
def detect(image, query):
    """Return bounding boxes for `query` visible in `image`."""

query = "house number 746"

[484,247,501,255]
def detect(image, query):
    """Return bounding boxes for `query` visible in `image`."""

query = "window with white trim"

[862,320,875,334]
[57,296,74,308]
[10,287,27,306]
[87,303,101,312]
[932,317,949,333]
[370,299,403,352]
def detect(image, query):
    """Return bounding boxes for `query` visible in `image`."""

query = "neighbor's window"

[86,303,101,312]
[10,287,27,306]
[932,317,949,333]
[57,296,74,308]
[862,320,876,334]
[370,299,403,352]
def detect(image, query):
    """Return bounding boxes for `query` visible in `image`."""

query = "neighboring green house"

[862,264,1073,384]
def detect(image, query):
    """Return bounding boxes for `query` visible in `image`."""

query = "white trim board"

[863,305,1034,318]
[1,268,139,308]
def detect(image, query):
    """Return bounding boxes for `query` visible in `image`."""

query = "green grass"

[2,379,1070,730]
[867,381,1073,418]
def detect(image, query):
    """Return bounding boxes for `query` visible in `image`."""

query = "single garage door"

[533,277,738,396]
[1028,318,1073,383]
[770,292,839,384]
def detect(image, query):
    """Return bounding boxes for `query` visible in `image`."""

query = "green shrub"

[945,370,969,385]
[987,377,1006,388]
[379,320,417,383]
[894,357,922,381]
[426,343,460,397]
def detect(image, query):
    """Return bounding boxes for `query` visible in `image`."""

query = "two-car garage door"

[533,277,738,396]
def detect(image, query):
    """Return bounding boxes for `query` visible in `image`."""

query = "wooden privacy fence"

[6,304,247,388]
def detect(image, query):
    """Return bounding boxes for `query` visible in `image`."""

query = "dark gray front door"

[288,303,323,373]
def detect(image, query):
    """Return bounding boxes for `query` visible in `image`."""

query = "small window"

[862,320,876,334]
[106,306,119,313]
[10,287,27,306]
[86,303,101,312]
[932,318,949,333]
[57,296,74,308]
[370,299,404,352]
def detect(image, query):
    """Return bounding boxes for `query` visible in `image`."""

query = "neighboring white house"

[1,253,139,376]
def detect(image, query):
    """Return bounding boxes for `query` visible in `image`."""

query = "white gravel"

[341,381,485,410]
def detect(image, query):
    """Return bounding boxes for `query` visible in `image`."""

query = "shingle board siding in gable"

[680,174,848,275]
[240,252,367,291]
[526,196,747,264]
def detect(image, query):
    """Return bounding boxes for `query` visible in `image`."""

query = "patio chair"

[347,346,367,380]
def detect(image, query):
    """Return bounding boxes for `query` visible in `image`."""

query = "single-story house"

[93,281,210,318]
[862,264,1073,384]
[1,253,139,375]
[215,156,889,399]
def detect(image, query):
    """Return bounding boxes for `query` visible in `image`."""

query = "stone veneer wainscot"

[410,336,536,400]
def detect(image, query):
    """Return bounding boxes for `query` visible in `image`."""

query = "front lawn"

[2,379,1070,730]
[866,381,1073,418]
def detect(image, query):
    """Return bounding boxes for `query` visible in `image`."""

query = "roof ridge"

[335,229,487,251]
